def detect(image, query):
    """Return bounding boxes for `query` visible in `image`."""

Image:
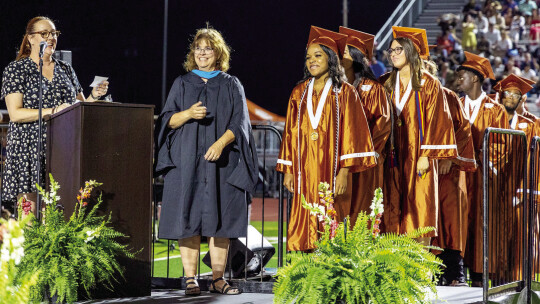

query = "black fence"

[528,136,540,303]
[482,128,537,303]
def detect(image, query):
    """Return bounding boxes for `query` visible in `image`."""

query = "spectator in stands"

[530,9,540,43]
[518,0,538,24]
[504,9,515,27]
[462,14,478,52]
[370,55,387,79]
[521,52,539,72]
[463,0,481,15]
[522,63,539,83]
[438,13,460,32]
[486,3,506,29]
[476,11,490,34]
[437,30,454,58]
[504,57,522,76]
[485,23,502,46]
[502,0,518,15]
[477,33,491,56]
[493,56,506,79]
[493,30,513,57]
[509,10,526,42]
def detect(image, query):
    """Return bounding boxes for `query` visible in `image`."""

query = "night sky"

[0,0,400,116]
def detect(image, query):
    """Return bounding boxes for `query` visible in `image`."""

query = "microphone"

[39,41,47,58]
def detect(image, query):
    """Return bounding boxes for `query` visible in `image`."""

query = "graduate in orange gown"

[423,60,477,286]
[494,74,536,283]
[338,26,392,228]
[515,77,540,280]
[456,51,509,286]
[276,26,376,251]
[380,26,458,243]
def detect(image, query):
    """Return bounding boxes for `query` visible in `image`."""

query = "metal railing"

[482,128,528,302]
[374,0,429,50]
[527,136,540,303]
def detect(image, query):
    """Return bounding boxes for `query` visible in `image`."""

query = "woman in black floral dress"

[0,16,109,210]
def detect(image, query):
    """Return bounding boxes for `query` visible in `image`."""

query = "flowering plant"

[301,182,339,239]
[16,174,135,303]
[0,217,39,304]
[275,185,443,304]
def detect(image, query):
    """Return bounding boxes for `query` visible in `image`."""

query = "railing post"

[482,128,491,304]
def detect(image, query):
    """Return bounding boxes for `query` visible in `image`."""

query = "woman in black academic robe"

[154,28,258,295]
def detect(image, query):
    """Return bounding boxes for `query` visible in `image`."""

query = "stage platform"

[77,286,484,303]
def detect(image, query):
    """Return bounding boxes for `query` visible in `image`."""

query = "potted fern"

[274,183,443,304]
[16,174,135,303]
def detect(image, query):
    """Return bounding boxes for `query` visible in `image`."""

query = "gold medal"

[311,131,319,140]
[397,119,402,127]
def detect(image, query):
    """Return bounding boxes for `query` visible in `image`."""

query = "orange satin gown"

[383,72,458,237]
[276,79,376,251]
[462,94,509,274]
[348,77,391,228]
[432,88,476,256]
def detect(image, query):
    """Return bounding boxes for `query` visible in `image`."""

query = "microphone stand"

[36,47,45,220]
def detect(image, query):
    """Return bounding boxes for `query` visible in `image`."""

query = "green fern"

[274,188,443,304]
[16,174,135,303]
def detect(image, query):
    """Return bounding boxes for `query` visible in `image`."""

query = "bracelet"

[90,92,99,100]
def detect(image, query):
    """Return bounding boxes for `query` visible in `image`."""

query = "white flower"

[85,230,97,243]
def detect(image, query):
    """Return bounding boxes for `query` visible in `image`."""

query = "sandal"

[209,277,241,295]
[185,276,201,296]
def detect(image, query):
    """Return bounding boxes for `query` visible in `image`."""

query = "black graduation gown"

[155,71,258,239]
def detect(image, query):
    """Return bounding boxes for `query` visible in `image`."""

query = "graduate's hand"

[188,101,207,120]
[417,156,429,176]
[205,140,224,162]
[283,173,294,193]
[439,159,452,175]
[335,168,349,196]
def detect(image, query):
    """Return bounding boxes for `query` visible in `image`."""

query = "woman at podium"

[154,27,258,296]
[0,16,108,211]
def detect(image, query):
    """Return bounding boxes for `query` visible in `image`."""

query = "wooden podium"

[45,102,154,298]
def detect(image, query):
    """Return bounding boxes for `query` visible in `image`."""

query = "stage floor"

[77,286,483,303]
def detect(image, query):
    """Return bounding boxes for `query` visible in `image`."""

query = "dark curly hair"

[347,45,377,85]
[299,44,346,89]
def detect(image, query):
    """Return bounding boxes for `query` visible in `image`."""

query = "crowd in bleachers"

[372,0,540,102]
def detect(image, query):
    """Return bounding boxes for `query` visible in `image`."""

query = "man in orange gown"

[433,85,477,286]
[276,27,376,251]
[338,27,392,229]
[494,74,536,283]
[381,26,458,240]
[457,51,509,286]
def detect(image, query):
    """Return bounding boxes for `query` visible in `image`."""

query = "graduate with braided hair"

[276,26,376,251]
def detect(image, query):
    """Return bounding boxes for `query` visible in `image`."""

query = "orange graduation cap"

[459,51,495,80]
[518,75,536,87]
[392,26,430,60]
[339,26,374,60]
[307,26,348,58]
[493,73,534,95]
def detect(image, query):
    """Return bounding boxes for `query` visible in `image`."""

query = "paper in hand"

[90,76,108,87]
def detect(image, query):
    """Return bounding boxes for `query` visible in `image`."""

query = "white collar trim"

[464,92,486,124]
[510,114,518,129]
[306,78,332,130]
[395,71,413,116]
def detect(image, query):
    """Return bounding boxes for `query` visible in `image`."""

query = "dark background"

[0,0,400,116]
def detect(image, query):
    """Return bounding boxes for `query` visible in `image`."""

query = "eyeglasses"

[503,91,522,100]
[30,30,61,39]
[194,47,214,54]
[386,46,404,56]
